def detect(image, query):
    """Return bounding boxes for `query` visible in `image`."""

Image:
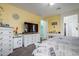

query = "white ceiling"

[11,3,79,17]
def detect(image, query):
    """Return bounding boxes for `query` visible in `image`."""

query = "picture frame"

[52,22,57,25]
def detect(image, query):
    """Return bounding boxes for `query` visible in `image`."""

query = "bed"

[32,36,79,56]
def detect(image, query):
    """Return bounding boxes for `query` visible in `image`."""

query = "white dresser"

[23,33,40,47]
[0,27,13,56]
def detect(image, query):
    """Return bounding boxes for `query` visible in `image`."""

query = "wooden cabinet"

[0,27,13,56]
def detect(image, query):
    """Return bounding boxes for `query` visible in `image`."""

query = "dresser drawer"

[0,30,13,35]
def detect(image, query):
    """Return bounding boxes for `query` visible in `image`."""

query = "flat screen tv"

[24,22,38,33]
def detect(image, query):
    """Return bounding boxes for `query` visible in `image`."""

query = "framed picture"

[52,22,57,25]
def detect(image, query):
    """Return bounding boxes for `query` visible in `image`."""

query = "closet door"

[64,14,78,37]
[67,17,73,36]
[71,15,78,37]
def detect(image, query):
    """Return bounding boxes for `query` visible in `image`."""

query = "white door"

[71,15,78,37]
[64,14,78,37]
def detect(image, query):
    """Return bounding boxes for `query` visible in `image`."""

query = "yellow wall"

[0,4,40,33]
[44,15,61,33]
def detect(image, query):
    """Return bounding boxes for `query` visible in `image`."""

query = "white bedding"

[33,36,79,56]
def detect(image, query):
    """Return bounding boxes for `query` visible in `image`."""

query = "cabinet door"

[18,38,22,47]
[24,35,33,47]
[32,34,39,43]
[36,34,40,43]
[16,37,22,48]
[13,38,19,49]
[28,35,32,45]
[24,35,30,47]
[32,34,36,43]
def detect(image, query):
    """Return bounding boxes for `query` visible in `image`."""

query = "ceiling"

[11,3,79,17]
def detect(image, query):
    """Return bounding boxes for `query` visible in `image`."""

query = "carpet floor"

[9,44,35,56]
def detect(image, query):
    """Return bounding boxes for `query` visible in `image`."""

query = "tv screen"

[24,22,38,33]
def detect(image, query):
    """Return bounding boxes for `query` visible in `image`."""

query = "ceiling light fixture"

[49,3,55,6]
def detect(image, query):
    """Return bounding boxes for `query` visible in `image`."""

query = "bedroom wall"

[44,15,61,33]
[0,4,40,33]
